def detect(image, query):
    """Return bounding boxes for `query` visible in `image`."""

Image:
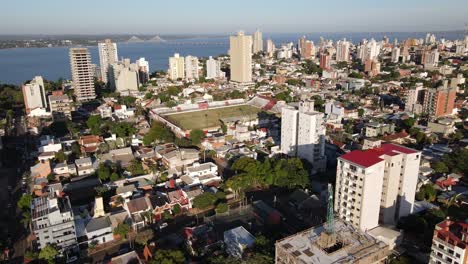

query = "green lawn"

[164,105,261,130]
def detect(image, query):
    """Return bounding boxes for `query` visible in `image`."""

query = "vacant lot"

[164,105,261,130]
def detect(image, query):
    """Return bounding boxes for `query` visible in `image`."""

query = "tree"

[54,150,67,163]
[135,229,153,246]
[215,203,228,214]
[71,142,82,159]
[97,164,111,181]
[143,122,174,146]
[17,194,32,211]
[114,223,131,238]
[189,129,205,145]
[401,118,415,130]
[110,172,121,181]
[432,161,449,174]
[193,193,218,209]
[47,173,56,182]
[416,184,437,202]
[358,108,365,117]
[172,204,181,215]
[128,159,145,176]
[150,249,185,264]
[112,122,136,138]
[86,115,103,135]
[39,245,59,264]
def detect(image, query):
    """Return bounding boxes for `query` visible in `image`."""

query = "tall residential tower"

[98,39,118,83]
[70,48,96,101]
[229,31,252,83]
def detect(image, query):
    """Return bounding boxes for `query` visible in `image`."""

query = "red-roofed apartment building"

[335,141,421,232]
[430,219,468,264]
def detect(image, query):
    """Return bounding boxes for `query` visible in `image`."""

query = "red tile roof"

[339,143,417,168]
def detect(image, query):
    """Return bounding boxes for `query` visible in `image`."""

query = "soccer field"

[164,105,261,130]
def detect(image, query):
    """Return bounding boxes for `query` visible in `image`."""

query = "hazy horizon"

[2,0,467,35]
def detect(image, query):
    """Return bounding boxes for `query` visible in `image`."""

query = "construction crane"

[326,183,334,235]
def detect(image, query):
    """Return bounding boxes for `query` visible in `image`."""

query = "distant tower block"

[93,197,105,218]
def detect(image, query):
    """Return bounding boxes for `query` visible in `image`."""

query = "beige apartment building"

[70,48,96,101]
[229,31,252,83]
[168,53,185,80]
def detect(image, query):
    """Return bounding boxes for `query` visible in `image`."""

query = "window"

[438,244,444,250]
[448,249,454,254]
[455,253,460,258]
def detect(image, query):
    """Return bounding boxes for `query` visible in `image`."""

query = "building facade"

[281,101,326,173]
[31,194,77,250]
[335,143,421,231]
[136,57,150,84]
[429,219,468,264]
[336,39,350,62]
[206,56,223,79]
[184,55,199,81]
[48,91,73,121]
[168,53,185,80]
[110,58,140,93]
[70,48,96,101]
[230,31,252,83]
[252,30,263,54]
[98,39,118,83]
[423,87,456,117]
[22,76,47,114]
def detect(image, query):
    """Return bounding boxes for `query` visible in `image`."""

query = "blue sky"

[1,0,467,34]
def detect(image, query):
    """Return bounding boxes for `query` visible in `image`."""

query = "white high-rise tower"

[98,39,118,83]
[253,29,263,53]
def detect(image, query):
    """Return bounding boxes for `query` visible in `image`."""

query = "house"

[38,151,55,162]
[168,189,191,209]
[78,135,104,153]
[110,251,142,264]
[101,147,135,168]
[162,148,199,169]
[75,157,95,176]
[124,196,153,230]
[116,184,137,201]
[252,200,281,225]
[114,105,135,120]
[85,216,114,245]
[38,141,62,153]
[428,119,456,137]
[181,162,222,187]
[149,194,171,221]
[30,161,51,178]
[53,162,76,176]
[224,226,255,258]
[364,122,395,137]
[98,104,112,118]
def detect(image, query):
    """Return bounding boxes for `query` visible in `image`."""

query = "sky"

[1,0,467,34]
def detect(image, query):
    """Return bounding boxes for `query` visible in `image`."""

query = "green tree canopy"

[143,122,174,146]
[17,194,32,211]
[150,249,185,264]
[39,245,59,264]
[86,115,103,135]
[432,161,449,174]
[114,223,131,238]
[189,129,205,145]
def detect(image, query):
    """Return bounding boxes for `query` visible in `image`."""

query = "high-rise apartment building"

[168,53,185,80]
[109,58,140,93]
[336,39,350,62]
[358,39,380,62]
[252,30,263,53]
[70,48,96,101]
[405,83,425,114]
[429,219,468,264]
[391,46,400,63]
[206,56,224,79]
[423,87,456,117]
[423,49,440,68]
[266,39,275,58]
[98,39,118,83]
[31,193,77,250]
[335,142,421,231]
[319,54,331,70]
[184,55,199,81]
[22,76,47,114]
[281,101,326,173]
[136,57,150,84]
[229,31,252,83]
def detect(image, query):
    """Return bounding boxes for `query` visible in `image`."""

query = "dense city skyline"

[2,0,468,34]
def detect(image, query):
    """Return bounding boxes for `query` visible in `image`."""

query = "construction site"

[275,184,391,264]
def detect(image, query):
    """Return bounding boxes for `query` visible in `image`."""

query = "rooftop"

[339,143,418,168]
[276,219,389,264]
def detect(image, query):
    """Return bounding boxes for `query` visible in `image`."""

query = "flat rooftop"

[275,219,389,264]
